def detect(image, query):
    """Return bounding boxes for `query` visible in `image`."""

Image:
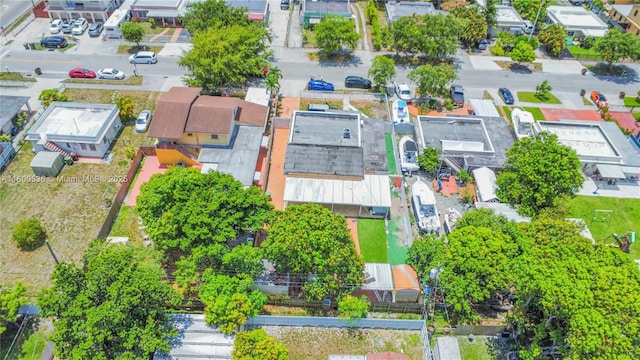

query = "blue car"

[308,79,334,91]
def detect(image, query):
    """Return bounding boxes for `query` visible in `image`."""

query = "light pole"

[45,240,60,264]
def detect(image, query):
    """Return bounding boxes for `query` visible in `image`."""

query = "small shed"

[301,0,351,25]
[392,264,421,303]
[30,151,64,177]
[472,166,499,203]
[352,263,394,302]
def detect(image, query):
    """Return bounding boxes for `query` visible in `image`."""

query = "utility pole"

[528,0,546,41]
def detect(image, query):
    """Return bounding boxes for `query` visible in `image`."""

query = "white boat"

[443,207,462,234]
[392,99,410,124]
[411,178,441,234]
[399,135,420,173]
[511,108,535,139]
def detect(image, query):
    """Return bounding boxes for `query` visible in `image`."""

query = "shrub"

[0,134,10,142]
[12,218,46,251]
[457,169,472,184]
[490,43,505,56]
[444,98,455,111]
[123,145,137,160]
[582,36,596,49]
[516,35,539,50]
[460,184,476,204]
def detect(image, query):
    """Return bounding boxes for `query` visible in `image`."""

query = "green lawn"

[0,72,36,82]
[517,91,562,104]
[385,134,398,175]
[64,76,144,86]
[117,45,164,54]
[357,219,388,263]
[110,205,145,243]
[457,336,499,360]
[567,45,603,60]
[522,107,546,120]
[566,196,640,259]
[623,96,640,107]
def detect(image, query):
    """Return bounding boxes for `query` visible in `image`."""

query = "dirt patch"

[347,218,361,255]
[262,326,424,360]
[350,100,388,120]
[279,97,300,118]
[540,108,602,121]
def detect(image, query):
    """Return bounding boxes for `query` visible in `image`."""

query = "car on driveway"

[478,39,489,50]
[68,68,96,79]
[308,79,334,91]
[394,82,413,101]
[72,18,88,35]
[498,87,515,105]
[88,22,103,37]
[450,84,465,107]
[97,68,125,80]
[135,110,152,132]
[345,76,372,89]
[40,36,67,48]
[50,19,63,34]
[590,91,609,108]
[61,20,73,34]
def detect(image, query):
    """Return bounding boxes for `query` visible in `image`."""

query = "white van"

[50,19,62,34]
[129,51,158,64]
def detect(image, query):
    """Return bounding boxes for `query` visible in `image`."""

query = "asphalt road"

[0,0,32,32]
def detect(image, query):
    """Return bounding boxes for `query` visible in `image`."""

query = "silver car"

[72,18,88,35]
[135,110,152,132]
[97,68,125,80]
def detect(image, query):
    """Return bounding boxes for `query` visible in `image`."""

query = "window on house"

[211,134,219,139]
[66,143,70,148]
[187,133,193,137]
[80,143,86,150]
[89,144,96,151]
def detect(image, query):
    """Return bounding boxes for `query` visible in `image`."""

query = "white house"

[26,102,121,158]
[547,6,609,38]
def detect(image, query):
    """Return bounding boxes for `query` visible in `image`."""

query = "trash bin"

[620,91,626,99]
[580,89,586,96]
[34,67,42,75]
[23,43,29,50]
[29,43,36,50]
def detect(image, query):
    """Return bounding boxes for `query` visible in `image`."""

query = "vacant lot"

[263,327,424,360]
[0,89,161,292]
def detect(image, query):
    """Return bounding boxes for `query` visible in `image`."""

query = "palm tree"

[264,66,282,97]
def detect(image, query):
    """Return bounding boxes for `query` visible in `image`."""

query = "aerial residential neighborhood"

[1,0,639,359]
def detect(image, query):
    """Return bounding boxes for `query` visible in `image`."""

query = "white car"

[135,110,152,132]
[394,82,413,102]
[72,18,88,35]
[97,68,125,80]
[50,19,63,34]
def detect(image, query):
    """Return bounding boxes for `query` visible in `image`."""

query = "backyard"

[357,219,388,263]
[0,89,161,292]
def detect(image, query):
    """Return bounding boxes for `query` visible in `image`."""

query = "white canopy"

[284,175,392,208]
[596,163,626,179]
[472,166,499,202]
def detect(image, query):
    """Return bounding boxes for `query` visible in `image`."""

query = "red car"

[68,68,96,79]
[590,91,609,108]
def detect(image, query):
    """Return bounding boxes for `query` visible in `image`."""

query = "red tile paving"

[540,108,602,121]
[125,156,167,207]
[432,176,458,196]
[610,112,640,135]
[346,218,361,255]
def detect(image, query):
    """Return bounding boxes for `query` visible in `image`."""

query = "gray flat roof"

[155,313,233,360]
[27,102,117,142]
[0,95,29,130]
[285,144,364,177]
[361,117,389,173]
[290,111,361,147]
[385,2,443,22]
[417,115,514,168]
[227,0,268,12]
[197,126,264,186]
[496,5,525,27]
[305,0,350,13]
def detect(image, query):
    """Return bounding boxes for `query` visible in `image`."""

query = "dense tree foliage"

[408,211,640,358]
[199,272,267,334]
[179,25,272,92]
[262,203,364,301]
[12,218,46,251]
[538,24,567,58]
[232,328,289,360]
[368,55,396,93]
[120,21,144,46]
[314,15,360,54]
[451,4,487,48]
[594,28,640,69]
[338,295,370,324]
[417,146,441,173]
[38,89,69,107]
[0,283,26,334]
[483,0,498,29]
[496,132,582,217]
[513,0,549,21]
[136,168,273,288]
[38,244,181,359]
[385,14,461,58]
[221,244,265,279]
[408,63,457,98]
[179,0,250,34]
[510,41,536,64]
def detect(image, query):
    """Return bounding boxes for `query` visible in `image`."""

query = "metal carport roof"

[0,95,30,133]
[283,175,392,208]
[596,163,626,179]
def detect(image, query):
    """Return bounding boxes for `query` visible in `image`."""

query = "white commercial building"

[547,6,609,38]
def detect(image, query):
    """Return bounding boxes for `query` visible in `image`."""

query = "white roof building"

[547,6,609,37]
[472,166,499,203]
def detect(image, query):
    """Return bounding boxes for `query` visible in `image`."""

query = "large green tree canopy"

[385,14,461,58]
[179,0,251,34]
[314,15,360,54]
[38,244,181,360]
[496,132,583,217]
[262,203,364,300]
[136,168,273,288]
[408,210,640,359]
[594,27,640,69]
[0,283,26,334]
[232,328,289,360]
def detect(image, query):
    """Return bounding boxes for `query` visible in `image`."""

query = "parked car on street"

[72,18,88,35]
[394,82,413,101]
[499,87,515,105]
[50,19,63,34]
[450,84,465,107]
[88,22,103,37]
[135,110,152,132]
[345,76,372,89]
[308,79,334,91]
[591,91,609,108]
[97,68,125,80]
[61,20,73,34]
[281,0,290,10]
[129,51,158,64]
[68,68,96,79]
[40,36,68,48]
